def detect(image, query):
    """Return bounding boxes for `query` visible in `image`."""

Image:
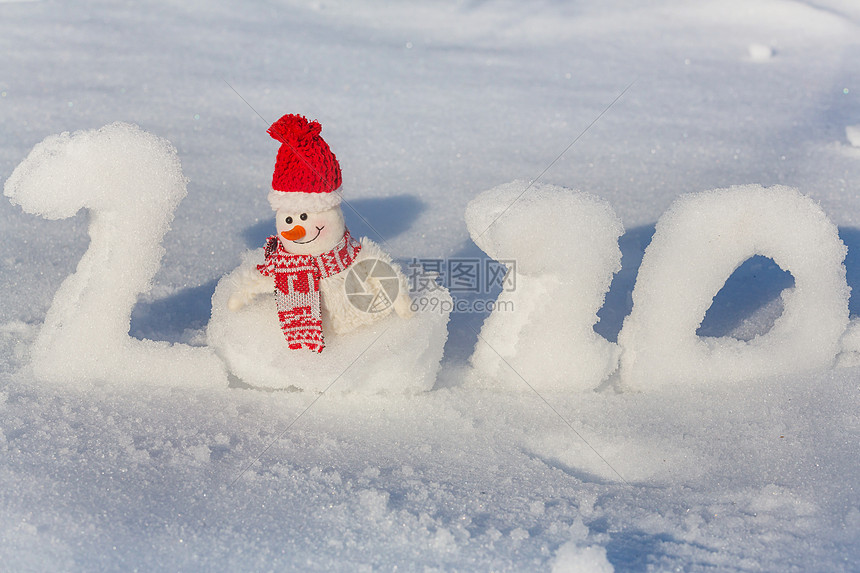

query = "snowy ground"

[2,0,860,570]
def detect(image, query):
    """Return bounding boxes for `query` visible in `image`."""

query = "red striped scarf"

[257,229,361,352]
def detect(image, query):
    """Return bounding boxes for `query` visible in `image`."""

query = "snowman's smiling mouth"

[293,226,324,244]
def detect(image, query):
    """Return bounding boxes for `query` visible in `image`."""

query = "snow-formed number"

[3,123,228,386]
[465,181,623,391]
[618,185,850,389]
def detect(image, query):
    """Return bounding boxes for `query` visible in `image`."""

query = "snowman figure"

[227,114,412,352]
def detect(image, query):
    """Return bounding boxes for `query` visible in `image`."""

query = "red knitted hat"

[267,114,342,212]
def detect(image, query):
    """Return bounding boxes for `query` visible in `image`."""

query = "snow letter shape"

[618,185,849,389]
[4,123,228,387]
[465,181,623,392]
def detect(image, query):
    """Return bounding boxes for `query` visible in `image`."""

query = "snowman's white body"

[208,205,450,393]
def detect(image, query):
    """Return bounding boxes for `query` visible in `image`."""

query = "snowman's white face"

[276,206,346,255]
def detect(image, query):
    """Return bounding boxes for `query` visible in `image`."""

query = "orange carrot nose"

[281,225,306,241]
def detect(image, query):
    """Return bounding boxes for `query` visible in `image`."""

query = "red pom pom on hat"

[267,114,342,213]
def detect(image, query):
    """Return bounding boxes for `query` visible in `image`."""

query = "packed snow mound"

[208,247,450,393]
[465,181,623,391]
[551,518,613,573]
[552,542,614,573]
[618,184,850,389]
[3,123,228,387]
[748,43,774,61]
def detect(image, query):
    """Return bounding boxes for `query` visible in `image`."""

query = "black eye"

[300,213,308,221]
[285,216,293,225]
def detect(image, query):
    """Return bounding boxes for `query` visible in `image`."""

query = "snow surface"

[3,0,860,571]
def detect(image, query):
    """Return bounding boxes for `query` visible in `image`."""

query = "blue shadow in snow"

[838,226,860,317]
[596,523,720,572]
[130,279,218,344]
[696,256,793,338]
[430,239,505,384]
[602,527,672,572]
[594,225,655,343]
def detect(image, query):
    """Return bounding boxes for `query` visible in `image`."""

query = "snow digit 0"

[3,123,229,387]
[465,181,623,391]
[618,185,850,389]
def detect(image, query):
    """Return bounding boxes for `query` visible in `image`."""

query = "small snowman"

[227,114,412,352]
